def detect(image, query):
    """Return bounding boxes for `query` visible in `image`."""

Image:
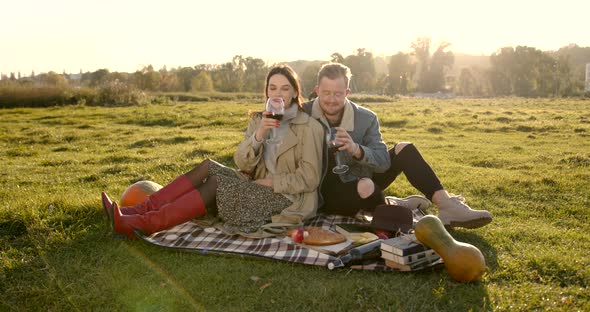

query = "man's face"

[315,76,350,120]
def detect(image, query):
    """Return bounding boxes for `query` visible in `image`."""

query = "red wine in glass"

[265,98,285,144]
[267,113,284,121]
[329,142,344,154]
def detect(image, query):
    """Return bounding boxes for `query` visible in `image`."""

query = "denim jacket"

[303,98,390,206]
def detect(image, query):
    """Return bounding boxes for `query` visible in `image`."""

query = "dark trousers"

[373,143,444,201]
[321,143,443,216]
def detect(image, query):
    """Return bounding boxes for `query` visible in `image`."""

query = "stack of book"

[380,233,441,271]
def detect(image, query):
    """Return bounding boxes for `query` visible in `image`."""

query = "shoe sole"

[445,217,492,229]
[101,193,112,222]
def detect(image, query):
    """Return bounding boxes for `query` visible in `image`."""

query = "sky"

[1,0,588,75]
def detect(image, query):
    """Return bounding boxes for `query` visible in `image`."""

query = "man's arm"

[355,114,390,173]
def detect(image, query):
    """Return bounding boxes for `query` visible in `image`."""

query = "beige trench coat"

[233,109,324,237]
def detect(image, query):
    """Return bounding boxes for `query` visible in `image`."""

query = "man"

[302,62,492,229]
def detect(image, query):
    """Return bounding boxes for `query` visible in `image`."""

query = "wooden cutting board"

[287,226,347,246]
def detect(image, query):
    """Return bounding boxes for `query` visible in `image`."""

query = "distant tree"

[175,67,197,92]
[10,73,16,81]
[330,53,344,63]
[144,65,161,91]
[456,68,477,96]
[411,37,454,92]
[554,55,575,96]
[159,65,168,75]
[18,72,21,80]
[387,52,414,95]
[553,44,590,94]
[343,48,376,92]
[489,46,567,97]
[242,57,267,92]
[411,37,430,92]
[106,72,129,85]
[374,73,388,94]
[301,63,322,98]
[191,71,214,92]
[213,55,245,92]
[42,71,68,87]
[430,42,454,91]
[195,64,215,72]
[89,69,110,87]
[160,71,182,92]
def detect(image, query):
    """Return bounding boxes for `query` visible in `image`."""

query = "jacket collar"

[290,108,310,125]
[311,98,355,131]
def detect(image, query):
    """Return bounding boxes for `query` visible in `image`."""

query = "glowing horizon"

[1,0,588,75]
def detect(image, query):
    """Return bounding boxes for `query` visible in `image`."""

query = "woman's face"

[267,74,297,107]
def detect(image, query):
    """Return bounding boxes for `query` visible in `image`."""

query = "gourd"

[414,215,486,282]
[120,180,162,207]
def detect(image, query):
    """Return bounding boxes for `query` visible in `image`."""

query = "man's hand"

[333,127,362,159]
[254,177,273,187]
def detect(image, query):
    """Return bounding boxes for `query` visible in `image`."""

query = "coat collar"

[311,98,355,131]
[290,108,310,125]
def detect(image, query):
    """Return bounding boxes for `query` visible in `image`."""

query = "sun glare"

[0,0,588,73]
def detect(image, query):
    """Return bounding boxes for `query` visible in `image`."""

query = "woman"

[101,65,324,238]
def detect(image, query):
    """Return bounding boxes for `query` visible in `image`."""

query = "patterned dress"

[208,160,292,233]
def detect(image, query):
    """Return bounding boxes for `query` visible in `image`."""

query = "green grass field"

[1,98,589,311]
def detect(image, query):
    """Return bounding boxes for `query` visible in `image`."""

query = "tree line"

[2,38,589,98]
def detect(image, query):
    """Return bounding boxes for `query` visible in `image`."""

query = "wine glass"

[328,127,349,174]
[265,97,285,144]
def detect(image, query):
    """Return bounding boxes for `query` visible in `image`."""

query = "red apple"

[291,228,305,243]
[374,229,391,240]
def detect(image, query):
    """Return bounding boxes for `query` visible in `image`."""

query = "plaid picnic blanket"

[138,215,395,271]
[137,213,442,271]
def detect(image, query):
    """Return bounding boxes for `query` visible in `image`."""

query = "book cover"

[380,234,427,256]
[380,248,438,265]
[333,223,374,236]
[383,257,443,271]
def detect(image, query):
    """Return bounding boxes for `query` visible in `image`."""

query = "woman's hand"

[255,112,280,142]
[254,177,273,187]
[333,127,362,159]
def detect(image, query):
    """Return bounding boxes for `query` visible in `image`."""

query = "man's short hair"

[317,62,352,88]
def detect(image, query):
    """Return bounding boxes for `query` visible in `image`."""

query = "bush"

[96,80,149,106]
[0,82,98,108]
[348,94,396,103]
[155,92,263,103]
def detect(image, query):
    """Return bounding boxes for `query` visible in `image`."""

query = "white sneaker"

[385,195,432,224]
[437,195,492,229]
[385,195,431,212]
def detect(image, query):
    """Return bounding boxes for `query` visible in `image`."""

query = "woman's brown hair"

[264,64,303,109]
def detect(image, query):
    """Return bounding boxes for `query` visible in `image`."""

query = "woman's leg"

[184,159,214,188]
[112,177,218,239]
[112,188,207,239]
[195,175,218,214]
[119,159,213,215]
[119,174,195,215]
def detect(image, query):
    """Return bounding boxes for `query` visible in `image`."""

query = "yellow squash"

[414,215,486,282]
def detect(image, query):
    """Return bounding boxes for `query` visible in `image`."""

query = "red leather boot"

[101,192,113,222]
[101,175,194,221]
[112,189,206,239]
[120,175,195,215]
